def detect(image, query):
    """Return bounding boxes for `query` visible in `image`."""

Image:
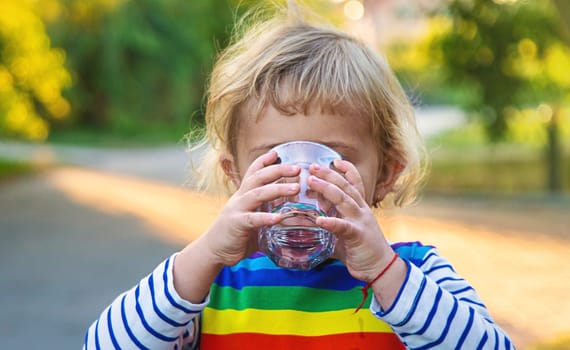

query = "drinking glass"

[258,141,341,270]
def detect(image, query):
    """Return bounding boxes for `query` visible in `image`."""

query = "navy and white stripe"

[372,246,514,349]
[84,254,206,349]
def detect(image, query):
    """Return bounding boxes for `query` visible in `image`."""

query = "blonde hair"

[192,2,428,207]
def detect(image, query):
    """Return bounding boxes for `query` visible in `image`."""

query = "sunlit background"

[1,0,569,194]
[0,0,570,349]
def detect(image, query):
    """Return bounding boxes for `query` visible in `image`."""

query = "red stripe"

[200,332,406,349]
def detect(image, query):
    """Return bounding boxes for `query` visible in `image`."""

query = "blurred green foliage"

[389,0,570,140]
[0,0,72,141]
[0,0,241,142]
[45,0,237,138]
[0,0,348,144]
[434,0,569,141]
[388,0,570,193]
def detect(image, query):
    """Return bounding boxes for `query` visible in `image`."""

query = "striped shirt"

[84,241,514,349]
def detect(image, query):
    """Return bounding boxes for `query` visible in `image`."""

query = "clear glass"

[258,141,341,270]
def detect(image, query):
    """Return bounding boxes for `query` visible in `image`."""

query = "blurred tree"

[46,0,237,137]
[0,0,71,141]
[431,0,570,192]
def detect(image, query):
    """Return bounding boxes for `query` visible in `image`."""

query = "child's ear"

[373,159,405,204]
[220,153,242,189]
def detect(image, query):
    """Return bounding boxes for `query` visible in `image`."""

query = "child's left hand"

[308,160,396,284]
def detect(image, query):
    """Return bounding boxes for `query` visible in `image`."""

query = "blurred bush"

[45,0,236,138]
[0,0,239,142]
[387,0,570,193]
[0,0,71,141]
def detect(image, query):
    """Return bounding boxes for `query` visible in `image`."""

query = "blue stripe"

[392,241,434,266]
[494,327,500,350]
[451,286,474,295]
[504,334,512,349]
[107,305,121,349]
[436,276,465,284]
[215,263,362,291]
[94,313,101,350]
[415,298,459,349]
[476,332,489,350]
[401,288,443,337]
[460,297,486,309]
[420,252,438,265]
[230,255,345,272]
[148,274,189,327]
[120,294,151,350]
[135,285,178,342]
[455,307,474,348]
[377,259,414,317]
[84,329,89,350]
[229,256,280,271]
[163,258,197,314]
[425,264,456,274]
[394,273,427,327]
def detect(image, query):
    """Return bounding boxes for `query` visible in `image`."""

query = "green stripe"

[208,285,372,312]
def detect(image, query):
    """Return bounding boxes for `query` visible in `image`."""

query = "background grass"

[0,159,38,181]
[425,121,570,195]
[47,123,194,148]
[426,147,570,194]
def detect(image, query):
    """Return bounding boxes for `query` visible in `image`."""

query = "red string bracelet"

[354,252,399,313]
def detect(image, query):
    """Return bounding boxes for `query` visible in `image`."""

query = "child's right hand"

[201,151,301,266]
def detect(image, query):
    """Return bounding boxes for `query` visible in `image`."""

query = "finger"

[332,159,366,199]
[237,211,282,230]
[316,216,356,240]
[241,151,280,182]
[307,175,361,218]
[240,163,301,192]
[240,182,300,210]
[309,162,366,208]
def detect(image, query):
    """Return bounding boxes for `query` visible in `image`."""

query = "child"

[84,4,514,350]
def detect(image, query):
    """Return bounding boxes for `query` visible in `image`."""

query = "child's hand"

[202,151,301,266]
[308,160,395,283]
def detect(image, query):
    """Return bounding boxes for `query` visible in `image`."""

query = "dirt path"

[1,165,568,348]
[383,207,570,347]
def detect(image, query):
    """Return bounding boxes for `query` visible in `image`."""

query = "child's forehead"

[244,96,374,128]
[240,102,376,145]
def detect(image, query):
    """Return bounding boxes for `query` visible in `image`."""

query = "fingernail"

[289,184,299,192]
[312,164,321,170]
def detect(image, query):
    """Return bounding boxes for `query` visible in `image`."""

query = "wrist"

[354,251,399,313]
[195,234,227,268]
[368,244,397,279]
[173,239,224,303]
[370,256,407,310]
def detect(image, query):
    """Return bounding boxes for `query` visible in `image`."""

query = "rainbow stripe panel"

[199,253,405,349]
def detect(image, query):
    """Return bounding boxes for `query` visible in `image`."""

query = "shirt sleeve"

[83,253,209,350]
[370,246,515,349]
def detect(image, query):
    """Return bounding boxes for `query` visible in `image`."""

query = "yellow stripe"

[202,307,394,336]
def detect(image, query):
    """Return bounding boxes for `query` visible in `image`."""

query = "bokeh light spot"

[344,0,364,21]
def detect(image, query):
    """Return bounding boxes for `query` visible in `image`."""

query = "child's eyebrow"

[322,142,356,153]
[249,143,280,154]
[250,142,357,155]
